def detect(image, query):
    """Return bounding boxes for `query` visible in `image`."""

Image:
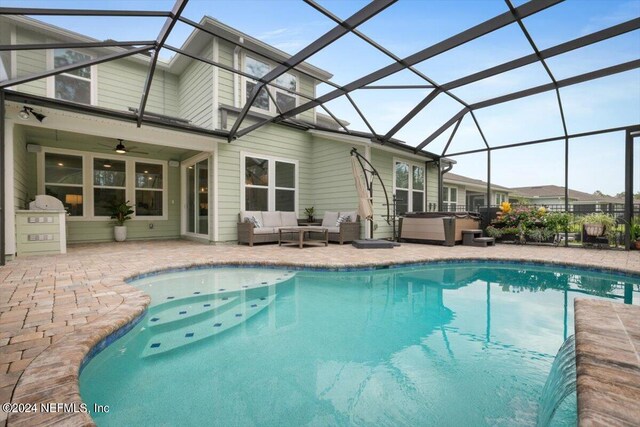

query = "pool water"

[79,263,638,426]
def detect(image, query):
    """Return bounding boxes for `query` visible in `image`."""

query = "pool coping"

[574,299,640,426]
[7,256,640,426]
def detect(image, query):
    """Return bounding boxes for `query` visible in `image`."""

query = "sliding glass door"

[185,158,209,236]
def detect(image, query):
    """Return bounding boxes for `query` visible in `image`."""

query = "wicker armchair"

[310,211,361,244]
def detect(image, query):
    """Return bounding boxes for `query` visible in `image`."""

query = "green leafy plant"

[304,206,315,222]
[578,212,617,242]
[485,225,502,238]
[110,201,134,226]
[526,227,555,243]
[629,217,640,242]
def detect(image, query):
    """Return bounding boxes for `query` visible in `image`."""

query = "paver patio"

[1,240,639,426]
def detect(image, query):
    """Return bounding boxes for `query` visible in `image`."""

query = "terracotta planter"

[635,240,640,250]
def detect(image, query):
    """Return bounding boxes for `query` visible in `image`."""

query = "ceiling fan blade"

[129,149,149,155]
[98,143,114,149]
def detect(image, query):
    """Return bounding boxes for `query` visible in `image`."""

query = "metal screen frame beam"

[304,0,470,146]
[0,40,156,51]
[0,45,154,89]
[444,124,639,157]
[0,7,171,17]
[228,0,396,141]
[415,59,640,152]
[136,0,188,127]
[505,0,571,245]
[471,59,640,110]
[232,0,561,140]
[441,17,640,92]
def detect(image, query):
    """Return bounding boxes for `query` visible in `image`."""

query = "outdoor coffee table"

[279,227,328,248]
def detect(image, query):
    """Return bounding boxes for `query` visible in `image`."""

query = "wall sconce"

[18,106,47,123]
[65,194,83,206]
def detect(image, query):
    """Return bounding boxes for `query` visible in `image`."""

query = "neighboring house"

[442,172,511,212]
[1,15,442,259]
[510,185,625,212]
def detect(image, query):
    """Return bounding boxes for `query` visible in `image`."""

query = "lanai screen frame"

[0,0,639,265]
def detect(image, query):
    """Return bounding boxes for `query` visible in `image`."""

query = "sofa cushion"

[262,211,282,227]
[280,211,298,226]
[253,227,276,235]
[322,211,339,227]
[339,211,357,223]
[240,211,263,227]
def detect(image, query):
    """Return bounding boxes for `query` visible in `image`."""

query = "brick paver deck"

[1,240,639,426]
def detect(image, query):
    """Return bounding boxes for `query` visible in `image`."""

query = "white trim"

[4,121,16,257]
[239,150,298,212]
[46,45,97,106]
[442,185,458,211]
[212,37,219,130]
[233,46,241,109]
[181,152,213,239]
[9,24,17,83]
[212,142,219,241]
[37,146,168,221]
[393,157,425,213]
[240,53,299,117]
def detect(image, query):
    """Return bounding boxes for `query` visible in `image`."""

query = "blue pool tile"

[150,343,161,348]
[150,317,159,322]
[260,297,266,300]
[185,333,194,338]
[204,304,211,307]
[222,297,228,300]
[213,323,222,327]
[167,296,174,300]
[179,311,187,315]
[251,304,257,308]
[235,313,242,317]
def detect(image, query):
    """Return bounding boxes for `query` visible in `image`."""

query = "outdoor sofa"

[237,210,361,246]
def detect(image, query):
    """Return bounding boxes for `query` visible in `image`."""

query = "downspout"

[439,160,453,212]
[233,45,242,108]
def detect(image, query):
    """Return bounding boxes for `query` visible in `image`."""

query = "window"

[243,55,297,114]
[93,158,126,216]
[394,160,425,215]
[243,154,297,212]
[495,193,507,205]
[135,163,164,217]
[53,49,93,104]
[39,149,167,220]
[44,153,84,216]
[443,186,458,212]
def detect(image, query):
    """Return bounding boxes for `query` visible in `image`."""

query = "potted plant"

[110,201,134,242]
[304,206,315,223]
[579,212,617,245]
[630,217,640,250]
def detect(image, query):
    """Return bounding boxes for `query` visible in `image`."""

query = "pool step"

[141,295,276,358]
[147,296,238,327]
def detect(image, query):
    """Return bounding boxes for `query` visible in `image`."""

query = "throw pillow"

[244,216,262,228]
[336,215,351,226]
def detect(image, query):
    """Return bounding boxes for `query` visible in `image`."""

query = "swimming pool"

[79,262,638,426]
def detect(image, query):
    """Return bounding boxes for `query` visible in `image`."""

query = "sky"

[5,0,640,195]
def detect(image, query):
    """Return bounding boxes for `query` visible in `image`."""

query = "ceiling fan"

[98,139,148,155]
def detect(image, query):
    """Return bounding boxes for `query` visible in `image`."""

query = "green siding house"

[1,15,442,258]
